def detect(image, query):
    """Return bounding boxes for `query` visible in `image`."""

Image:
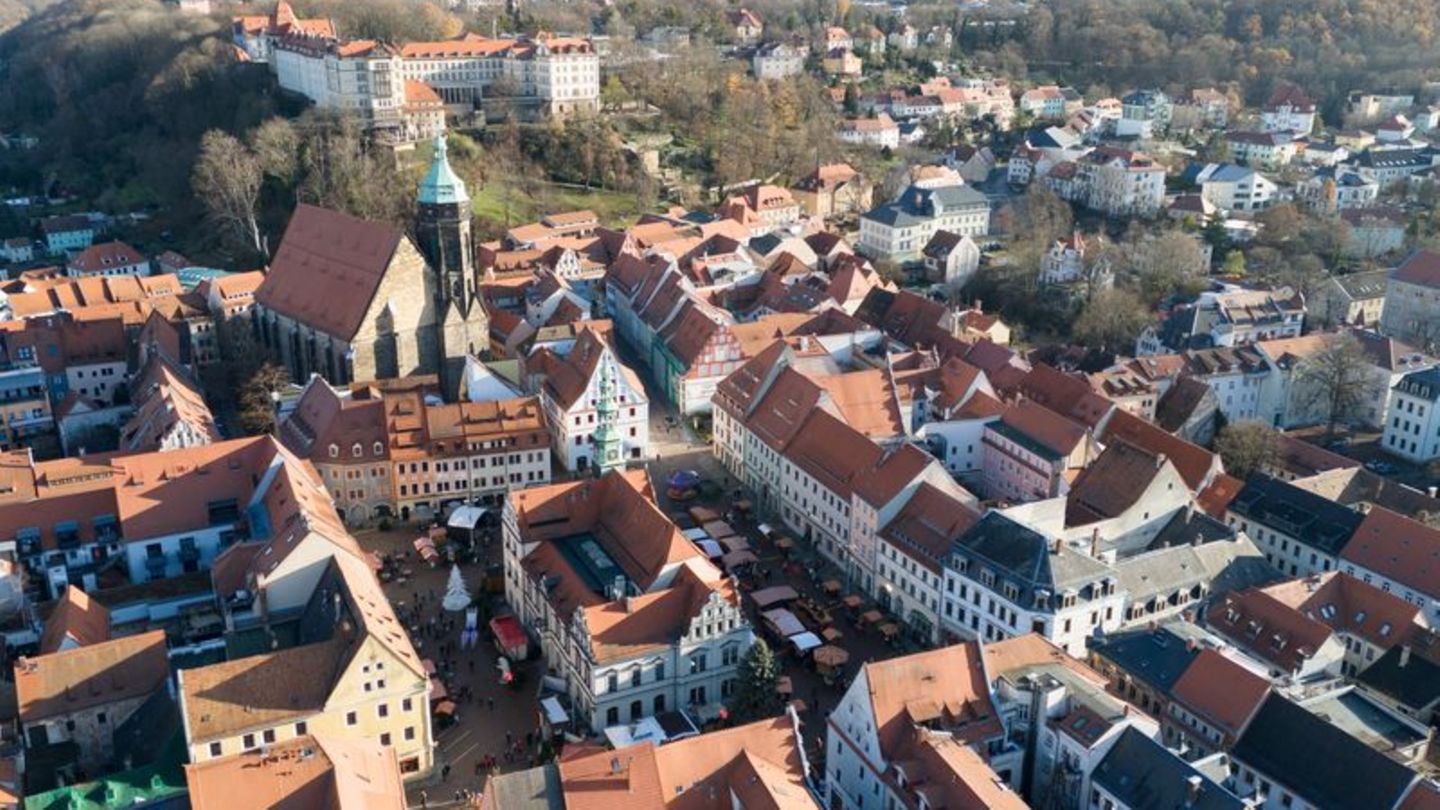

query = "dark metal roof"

[1228,475,1363,556]
[1231,694,1419,810]
[1093,727,1247,810]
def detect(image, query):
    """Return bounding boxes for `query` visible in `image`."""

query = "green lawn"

[470,181,645,231]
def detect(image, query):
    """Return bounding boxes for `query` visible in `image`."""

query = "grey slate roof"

[1092,727,1248,810]
[1231,694,1419,810]
[1394,367,1440,403]
[1227,475,1363,557]
[485,764,565,810]
[1087,626,1202,696]
[949,513,1112,604]
[861,183,989,229]
[1356,638,1440,712]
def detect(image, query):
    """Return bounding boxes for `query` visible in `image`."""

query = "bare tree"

[1072,287,1151,355]
[1124,229,1208,305]
[1215,421,1279,479]
[1295,331,1373,439]
[192,129,263,256]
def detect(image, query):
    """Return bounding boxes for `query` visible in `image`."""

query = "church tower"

[591,358,623,475]
[416,134,487,399]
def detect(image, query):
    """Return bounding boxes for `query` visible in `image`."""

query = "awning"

[447,505,487,530]
[762,608,805,637]
[788,631,823,653]
[490,615,528,653]
[718,536,750,553]
[750,585,799,609]
[681,528,710,543]
[688,506,720,524]
[722,550,758,568]
[541,696,569,725]
[696,539,724,559]
[702,520,735,538]
[757,522,774,537]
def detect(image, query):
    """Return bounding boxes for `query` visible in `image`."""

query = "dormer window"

[329,444,339,458]
[352,443,362,458]
[373,441,384,455]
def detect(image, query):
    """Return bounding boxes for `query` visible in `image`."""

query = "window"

[346,711,358,726]
[243,733,256,750]
[209,742,223,757]
[378,703,389,718]
[380,732,392,746]
[295,722,308,736]
[404,726,416,741]
[402,698,413,712]
[263,729,276,744]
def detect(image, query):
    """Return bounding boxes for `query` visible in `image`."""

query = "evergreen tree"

[442,565,472,612]
[728,638,784,722]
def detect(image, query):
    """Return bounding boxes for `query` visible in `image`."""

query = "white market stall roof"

[447,505,488,530]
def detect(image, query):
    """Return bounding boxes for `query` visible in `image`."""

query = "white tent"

[448,505,488,530]
[762,609,805,637]
[788,631,823,653]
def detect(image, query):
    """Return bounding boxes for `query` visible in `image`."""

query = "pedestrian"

[505,730,512,744]
[419,789,428,808]
[443,764,451,781]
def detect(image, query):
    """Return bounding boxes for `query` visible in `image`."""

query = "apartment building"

[502,471,754,732]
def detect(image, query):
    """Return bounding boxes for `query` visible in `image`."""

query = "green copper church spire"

[417,134,468,206]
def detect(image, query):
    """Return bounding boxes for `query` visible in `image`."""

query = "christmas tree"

[442,564,471,612]
[728,638,784,722]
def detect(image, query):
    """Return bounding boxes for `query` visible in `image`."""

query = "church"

[253,137,488,395]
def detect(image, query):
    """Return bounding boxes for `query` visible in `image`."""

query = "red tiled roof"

[1169,648,1269,738]
[1099,410,1217,491]
[1391,250,1440,289]
[256,205,404,341]
[1341,507,1440,600]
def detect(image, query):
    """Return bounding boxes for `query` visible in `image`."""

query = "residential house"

[66,242,149,279]
[1020,85,1082,121]
[1350,328,1433,429]
[1224,474,1363,578]
[1383,249,1440,349]
[1342,206,1407,259]
[857,183,990,262]
[1355,630,1440,726]
[791,163,872,220]
[39,216,96,256]
[502,470,753,732]
[2,238,33,264]
[942,144,997,185]
[181,550,435,778]
[725,8,763,42]
[837,115,899,149]
[942,513,1124,656]
[1075,147,1167,218]
[1339,507,1440,626]
[1355,146,1439,188]
[1296,167,1379,213]
[529,326,648,471]
[1194,164,1280,212]
[1039,231,1110,288]
[1091,727,1248,810]
[752,42,805,80]
[1261,84,1318,133]
[920,230,980,290]
[185,734,407,810]
[984,634,1160,809]
[886,23,917,52]
[117,354,221,454]
[1225,131,1299,171]
[485,715,820,810]
[1310,268,1389,328]
[1382,366,1440,461]
[1260,572,1430,677]
[1117,89,1172,138]
[825,642,1021,810]
[1166,648,1271,759]
[15,630,171,787]
[980,399,1099,503]
[1205,586,1346,682]
[1228,694,1424,810]
[822,48,862,78]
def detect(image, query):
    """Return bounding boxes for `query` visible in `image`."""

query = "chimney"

[1052,537,1062,555]
[1186,775,1203,803]
[1186,637,1198,652]
[974,298,983,313]
[1400,645,1412,668]
[1090,527,1100,558]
